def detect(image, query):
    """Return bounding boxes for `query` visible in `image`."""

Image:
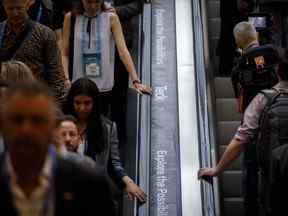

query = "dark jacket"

[51,0,79,30]
[114,0,144,48]
[0,154,116,216]
[86,116,127,189]
[114,0,144,21]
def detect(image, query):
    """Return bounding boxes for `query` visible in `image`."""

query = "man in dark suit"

[0,81,116,216]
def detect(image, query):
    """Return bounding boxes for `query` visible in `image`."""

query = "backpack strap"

[0,20,35,61]
[257,88,280,149]
[260,88,281,107]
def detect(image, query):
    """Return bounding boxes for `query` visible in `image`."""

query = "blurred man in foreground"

[0,81,116,215]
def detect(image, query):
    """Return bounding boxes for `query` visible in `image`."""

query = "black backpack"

[231,44,279,111]
[236,45,278,88]
[257,88,288,215]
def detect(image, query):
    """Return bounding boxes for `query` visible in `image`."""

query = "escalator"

[122,0,220,216]
[123,1,288,216]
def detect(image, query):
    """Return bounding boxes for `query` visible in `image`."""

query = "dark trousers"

[243,143,259,216]
[111,52,128,162]
[99,91,113,118]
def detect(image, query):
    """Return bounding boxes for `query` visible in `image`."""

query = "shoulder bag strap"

[0,20,35,61]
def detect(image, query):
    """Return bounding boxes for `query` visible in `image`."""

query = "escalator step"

[217,121,241,145]
[209,37,219,57]
[208,17,221,39]
[216,99,242,121]
[223,197,244,216]
[207,0,220,19]
[221,170,243,197]
[214,77,235,98]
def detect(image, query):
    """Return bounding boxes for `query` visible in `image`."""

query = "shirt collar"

[243,41,259,51]
[6,18,30,36]
[58,145,68,156]
[6,153,53,190]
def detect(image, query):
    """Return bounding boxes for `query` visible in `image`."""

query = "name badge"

[83,52,101,77]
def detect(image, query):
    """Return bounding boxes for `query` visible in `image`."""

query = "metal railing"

[193,0,220,215]
[136,1,221,216]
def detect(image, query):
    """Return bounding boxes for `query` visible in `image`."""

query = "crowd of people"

[0,0,151,215]
[6,0,288,216]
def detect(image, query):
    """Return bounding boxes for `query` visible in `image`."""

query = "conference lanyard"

[36,3,43,23]
[0,20,7,48]
[42,146,57,216]
[81,14,102,78]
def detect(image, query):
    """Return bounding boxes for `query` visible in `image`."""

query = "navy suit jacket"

[0,154,116,216]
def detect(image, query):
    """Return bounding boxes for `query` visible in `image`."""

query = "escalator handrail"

[191,0,221,215]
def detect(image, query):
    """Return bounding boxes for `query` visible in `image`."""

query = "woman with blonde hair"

[0,61,35,154]
[0,61,35,82]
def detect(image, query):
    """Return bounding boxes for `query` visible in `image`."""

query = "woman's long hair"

[63,78,105,156]
[73,0,105,15]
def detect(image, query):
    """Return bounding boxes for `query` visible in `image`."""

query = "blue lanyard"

[0,21,7,48]
[42,146,57,216]
[36,3,43,23]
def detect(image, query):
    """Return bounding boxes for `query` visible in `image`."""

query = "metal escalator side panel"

[175,0,202,216]
[138,3,152,216]
[139,0,182,215]
[149,0,182,215]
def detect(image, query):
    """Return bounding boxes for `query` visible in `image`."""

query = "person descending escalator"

[61,0,152,113]
[199,49,288,216]
[231,21,279,216]
[63,78,147,215]
[0,81,116,215]
[231,21,279,114]
[218,0,255,76]
[0,0,67,104]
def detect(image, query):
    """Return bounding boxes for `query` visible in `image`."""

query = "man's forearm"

[215,139,244,175]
